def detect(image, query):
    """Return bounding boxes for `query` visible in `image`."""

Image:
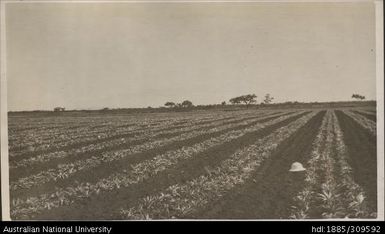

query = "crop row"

[9,110,257,134]
[10,111,304,219]
[10,111,282,169]
[8,113,199,132]
[332,111,375,218]
[9,109,269,154]
[10,111,293,191]
[342,110,376,136]
[9,113,234,154]
[290,111,374,219]
[355,109,376,116]
[9,110,263,158]
[117,111,318,219]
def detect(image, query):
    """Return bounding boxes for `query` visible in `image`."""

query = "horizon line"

[7,99,377,112]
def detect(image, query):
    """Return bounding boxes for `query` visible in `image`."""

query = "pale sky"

[5,2,377,111]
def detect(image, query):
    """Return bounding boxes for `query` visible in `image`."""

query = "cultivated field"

[8,106,377,220]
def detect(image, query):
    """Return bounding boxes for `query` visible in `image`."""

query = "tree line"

[164,94,274,108]
[229,93,274,106]
[163,93,367,109]
[164,100,193,108]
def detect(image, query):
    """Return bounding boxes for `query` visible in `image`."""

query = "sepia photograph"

[0,0,383,221]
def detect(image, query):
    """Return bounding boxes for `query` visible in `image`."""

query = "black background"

[0,221,384,234]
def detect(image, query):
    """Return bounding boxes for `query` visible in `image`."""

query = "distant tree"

[229,97,242,105]
[164,102,176,108]
[263,94,274,104]
[241,94,257,107]
[352,94,365,101]
[229,94,257,107]
[182,100,194,108]
[221,101,226,106]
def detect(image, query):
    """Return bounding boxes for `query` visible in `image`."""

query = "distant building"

[54,107,65,112]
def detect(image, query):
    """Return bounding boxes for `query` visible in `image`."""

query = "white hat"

[289,162,306,172]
